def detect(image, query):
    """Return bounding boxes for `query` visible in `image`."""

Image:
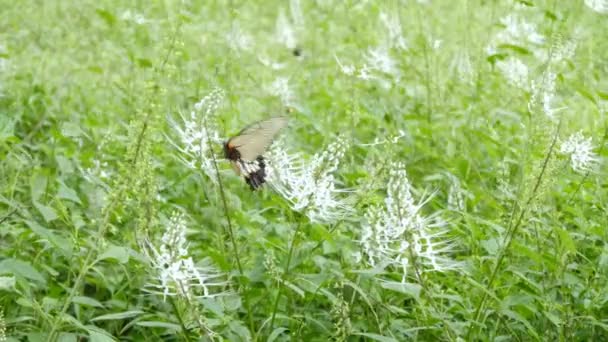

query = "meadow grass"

[1,0,607,341]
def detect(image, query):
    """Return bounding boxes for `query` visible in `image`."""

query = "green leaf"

[72,296,105,308]
[556,227,576,253]
[97,245,130,264]
[0,116,15,141]
[0,258,46,284]
[91,310,144,322]
[135,321,181,330]
[86,325,115,342]
[60,122,82,138]
[352,333,399,342]
[268,327,289,342]
[380,281,421,300]
[57,181,81,203]
[26,220,72,258]
[30,171,47,202]
[282,279,305,298]
[136,58,152,68]
[26,333,49,342]
[95,8,116,26]
[33,202,58,222]
[58,332,79,342]
[228,320,251,341]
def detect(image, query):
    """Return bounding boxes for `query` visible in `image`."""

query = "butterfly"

[224,116,288,190]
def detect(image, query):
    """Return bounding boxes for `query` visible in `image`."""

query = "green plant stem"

[468,119,561,339]
[170,297,194,342]
[202,115,255,333]
[269,218,304,333]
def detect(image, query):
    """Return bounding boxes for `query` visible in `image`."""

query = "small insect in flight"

[224,116,289,190]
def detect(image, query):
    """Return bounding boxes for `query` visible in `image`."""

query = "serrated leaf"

[34,202,58,222]
[380,281,421,300]
[0,258,46,284]
[26,220,72,258]
[72,296,104,308]
[30,172,47,202]
[58,181,81,203]
[91,310,144,322]
[228,320,251,340]
[97,245,130,264]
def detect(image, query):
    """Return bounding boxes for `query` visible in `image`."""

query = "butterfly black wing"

[224,117,288,189]
[226,117,288,161]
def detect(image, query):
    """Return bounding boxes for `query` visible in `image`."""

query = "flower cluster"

[266,77,295,106]
[528,70,564,119]
[143,211,225,300]
[585,0,608,13]
[226,21,253,52]
[170,88,225,182]
[266,136,352,223]
[361,163,456,282]
[560,131,599,173]
[496,57,529,90]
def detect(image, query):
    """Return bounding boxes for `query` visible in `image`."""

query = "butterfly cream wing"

[228,117,288,161]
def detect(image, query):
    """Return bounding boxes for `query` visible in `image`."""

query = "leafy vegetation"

[1,0,607,341]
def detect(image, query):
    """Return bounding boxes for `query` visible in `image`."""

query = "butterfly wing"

[227,116,288,161]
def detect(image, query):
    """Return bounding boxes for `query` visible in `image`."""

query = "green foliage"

[1,0,607,341]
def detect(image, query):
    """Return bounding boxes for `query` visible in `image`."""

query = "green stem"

[269,218,304,332]
[202,114,255,333]
[469,119,561,338]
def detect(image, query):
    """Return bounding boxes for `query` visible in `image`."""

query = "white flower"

[551,36,577,63]
[447,174,465,212]
[169,88,225,182]
[530,71,562,118]
[357,64,374,81]
[496,57,529,90]
[258,55,286,70]
[450,50,474,84]
[226,22,253,52]
[360,163,457,283]
[364,46,398,77]
[560,131,599,173]
[379,11,408,50]
[266,77,295,106]
[334,55,355,76]
[498,14,544,46]
[143,212,225,300]
[121,10,146,25]
[289,0,305,28]
[585,0,608,13]
[266,136,352,223]
[276,8,297,49]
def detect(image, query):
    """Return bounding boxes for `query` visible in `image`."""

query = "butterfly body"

[224,117,288,190]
